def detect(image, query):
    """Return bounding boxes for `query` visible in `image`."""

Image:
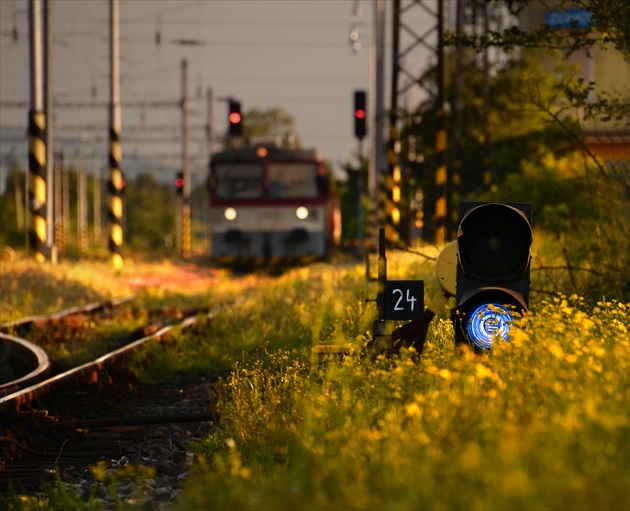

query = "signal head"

[458,203,532,281]
[228,100,242,136]
[353,90,366,140]
[454,202,532,350]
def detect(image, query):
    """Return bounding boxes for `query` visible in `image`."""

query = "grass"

[16,314,150,370]
[0,257,240,323]
[1,250,628,510]
[172,278,629,511]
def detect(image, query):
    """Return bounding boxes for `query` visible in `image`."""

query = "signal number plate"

[384,281,424,321]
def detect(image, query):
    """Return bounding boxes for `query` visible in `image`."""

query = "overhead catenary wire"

[1,0,375,182]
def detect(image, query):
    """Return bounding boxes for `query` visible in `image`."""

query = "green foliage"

[177,296,629,511]
[447,0,630,57]
[412,0,630,297]
[129,264,380,381]
[0,168,205,256]
[482,150,630,300]
[240,107,299,148]
[124,173,176,251]
[0,262,108,323]
[336,161,368,241]
[406,53,575,232]
[90,461,156,511]
[0,168,28,249]
[2,473,103,511]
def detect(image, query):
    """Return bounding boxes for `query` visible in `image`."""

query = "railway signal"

[175,172,184,195]
[453,202,532,350]
[228,100,242,137]
[354,90,366,140]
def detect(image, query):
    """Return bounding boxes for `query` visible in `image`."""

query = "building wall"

[520,1,629,163]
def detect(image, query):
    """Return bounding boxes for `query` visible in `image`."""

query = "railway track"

[0,301,222,499]
[0,297,133,399]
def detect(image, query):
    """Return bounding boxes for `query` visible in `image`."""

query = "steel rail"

[0,333,51,397]
[0,296,135,333]
[0,310,214,413]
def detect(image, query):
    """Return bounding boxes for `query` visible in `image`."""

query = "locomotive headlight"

[296,206,309,220]
[224,207,237,221]
[465,302,513,350]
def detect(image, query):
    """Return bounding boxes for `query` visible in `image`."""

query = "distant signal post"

[354,90,367,257]
[228,99,242,148]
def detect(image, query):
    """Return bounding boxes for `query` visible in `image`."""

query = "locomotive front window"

[214,164,264,199]
[268,163,318,199]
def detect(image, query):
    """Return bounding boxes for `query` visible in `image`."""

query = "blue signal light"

[465,303,514,350]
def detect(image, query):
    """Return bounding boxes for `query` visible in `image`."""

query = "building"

[519,1,630,166]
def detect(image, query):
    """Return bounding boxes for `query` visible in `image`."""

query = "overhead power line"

[1,123,207,133]
[1,100,180,109]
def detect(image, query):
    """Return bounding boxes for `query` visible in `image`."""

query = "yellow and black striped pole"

[28,0,46,262]
[435,108,447,245]
[108,127,123,269]
[382,122,401,246]
[434,0,447,245]
[181,58,191,259]
[28,110,47,262]
[383,0,402,248]
[108,0,122,268]
[182,202,191,259]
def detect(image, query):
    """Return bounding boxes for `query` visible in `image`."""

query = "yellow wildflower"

[439,368,452,380]
[548,342,564,359]
[475,363,494,379]
[405,402,422,418]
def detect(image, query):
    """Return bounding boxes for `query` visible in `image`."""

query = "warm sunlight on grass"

[177,292,629,511]
[2,254,628,510]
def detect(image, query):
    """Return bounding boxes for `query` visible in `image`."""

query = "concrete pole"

[44,0,56,262]
[207,88,213,163]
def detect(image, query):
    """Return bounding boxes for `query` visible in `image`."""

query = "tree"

[446,0,630,130]
[241,108,299,147]
[0,155,26,250]
[448,0,629,56]
[437,0,630,299]
[403,50,573,237]
[125,174,176,251]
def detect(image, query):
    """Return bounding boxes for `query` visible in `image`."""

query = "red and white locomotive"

[208,145,340,265]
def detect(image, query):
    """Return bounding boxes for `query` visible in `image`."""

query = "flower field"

[2,254,628,510]
[168,263,629,511]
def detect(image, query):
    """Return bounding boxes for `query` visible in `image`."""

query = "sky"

[0,0,442,188]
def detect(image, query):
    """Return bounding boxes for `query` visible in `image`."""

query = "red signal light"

[175,172,184,195]
[228,100,242,136]
[354,90,366,140]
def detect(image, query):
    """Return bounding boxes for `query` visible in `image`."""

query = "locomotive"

[208,145,340,265]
